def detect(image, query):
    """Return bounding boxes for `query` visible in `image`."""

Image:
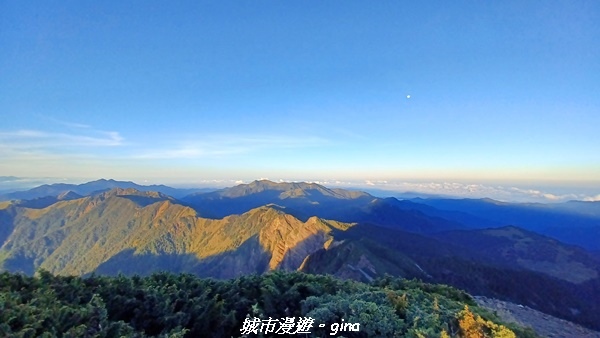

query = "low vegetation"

[0,270,535,337]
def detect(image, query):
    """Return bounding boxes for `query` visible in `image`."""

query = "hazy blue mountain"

[431,226,600,284]
[352,188,449,199]
[411,197,600,250]
[551,200,600,218]
[339,198,468,234]
[0,178,210,201]
[9,191,83,209]
[377,198,501,229]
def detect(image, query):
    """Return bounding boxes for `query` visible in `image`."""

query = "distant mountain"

[342,198,467,234]
[432,226,600,284]
[2,181,600,330]
[8,190,83,209]
[386,198,502,228]
[411,197,600,250]
[202,179,369,199]
[0,178,209,201]
[552,200,600,218]
[183,180,464,235]
[182,179,373,218]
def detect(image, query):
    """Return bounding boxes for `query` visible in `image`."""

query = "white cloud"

[35,115,92,129]
[134,134,329,160]
[0,129,123,148]
[0,126,125,178]
[583,195,600,202]
[328,180,598,203]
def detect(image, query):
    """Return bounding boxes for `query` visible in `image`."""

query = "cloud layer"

[334,180,599,203]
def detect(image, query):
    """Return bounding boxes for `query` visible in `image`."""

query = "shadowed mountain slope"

[411,198,600,250]
[302,221,600,330]
[183,180,465,235]
[432,226,600,284]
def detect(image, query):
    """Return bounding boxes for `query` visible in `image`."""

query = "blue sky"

[1,1,599,201]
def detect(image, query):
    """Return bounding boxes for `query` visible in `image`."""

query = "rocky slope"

[475,296,600,338]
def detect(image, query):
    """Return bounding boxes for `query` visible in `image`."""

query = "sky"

[1,1,599,201]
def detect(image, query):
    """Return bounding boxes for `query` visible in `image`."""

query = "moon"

[406,95,411,99]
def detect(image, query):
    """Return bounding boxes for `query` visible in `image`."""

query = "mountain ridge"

[0,178,208,201]
[0,190,354,278]
[412,197,600,250]
[1,180,600,330]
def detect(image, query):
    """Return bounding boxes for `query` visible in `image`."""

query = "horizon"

[2,2,599,200]
[1,175,599,203]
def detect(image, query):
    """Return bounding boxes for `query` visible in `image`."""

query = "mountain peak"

[250,179,278,185]
[182,180,373,219]
[244,204,291,220]
[217,180,370,200]
[96,188,170,202]
[57,190,83,200]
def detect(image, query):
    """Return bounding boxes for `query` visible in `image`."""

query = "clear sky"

[1,1,599,201]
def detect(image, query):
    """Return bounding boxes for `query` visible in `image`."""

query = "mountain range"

[0,178,209,201]
[1,179,599,331]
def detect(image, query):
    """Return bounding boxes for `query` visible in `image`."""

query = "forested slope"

[0,270,534,337]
